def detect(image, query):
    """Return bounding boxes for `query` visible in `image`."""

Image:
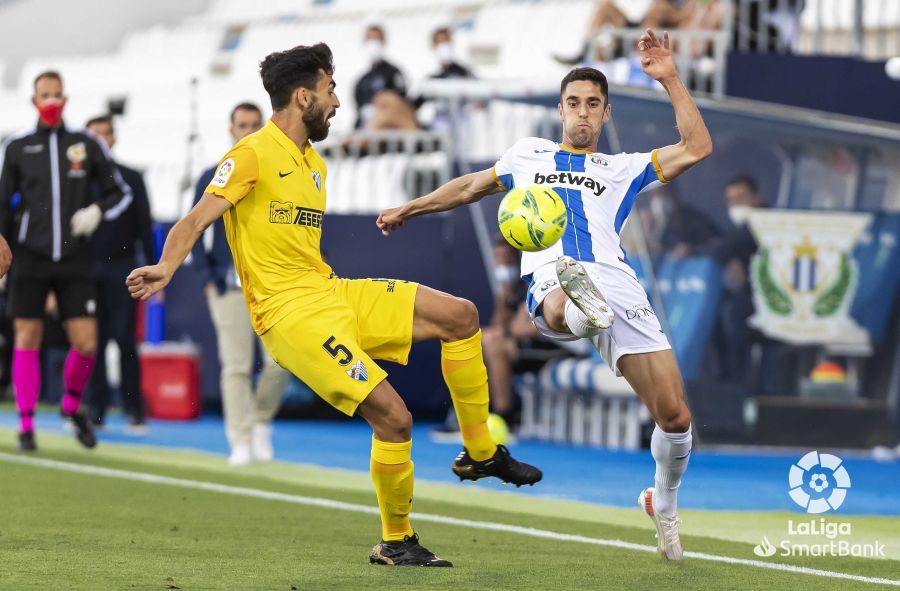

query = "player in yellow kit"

[125,43,541,567]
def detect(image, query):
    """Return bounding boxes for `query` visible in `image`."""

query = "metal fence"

[589,27,732,96]
[587,1,900,96]
[316,130,451,214]
[735,0,900,58]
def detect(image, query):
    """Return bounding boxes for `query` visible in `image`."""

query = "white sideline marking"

[1,452,898,587]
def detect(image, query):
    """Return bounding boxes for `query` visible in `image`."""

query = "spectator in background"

[557,0,692,65]
[639,185,721,262]
[481,238,538,428]
[355,26,477,135]
[85,115,155,433]
[417,27,476,133]
[557,0,722,87]
[714,175,764,382]
[192,102,288,466]
[0,71,132,452]
[737,0,805,52]
[354,25,408,130]
[430,27,473,80]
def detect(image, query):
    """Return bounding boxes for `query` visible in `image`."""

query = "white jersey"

[492,137,666,280]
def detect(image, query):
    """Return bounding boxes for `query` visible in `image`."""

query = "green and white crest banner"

[746,209,872,348]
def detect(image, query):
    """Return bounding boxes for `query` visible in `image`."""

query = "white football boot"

[227,442,253,466]
[638,487,684,560]
[555,256,614,329]
[252,422,274,462]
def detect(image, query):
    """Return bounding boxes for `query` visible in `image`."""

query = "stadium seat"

[518,357,646,450]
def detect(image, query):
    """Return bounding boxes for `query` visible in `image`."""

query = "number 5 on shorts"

[323,336,354,366]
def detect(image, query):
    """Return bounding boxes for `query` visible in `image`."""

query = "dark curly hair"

[259,43,334,111]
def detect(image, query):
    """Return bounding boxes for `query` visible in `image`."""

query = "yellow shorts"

[260,276,418,416]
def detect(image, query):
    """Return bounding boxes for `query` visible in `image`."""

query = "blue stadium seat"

[851,212,900,341]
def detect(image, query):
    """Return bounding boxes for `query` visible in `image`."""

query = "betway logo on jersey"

[533,172,606,197]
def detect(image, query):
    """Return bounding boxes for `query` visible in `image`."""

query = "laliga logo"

[788,451,851,514]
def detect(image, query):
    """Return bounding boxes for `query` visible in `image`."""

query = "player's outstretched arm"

[638,29,713,182]
[126,193,232,301]
[377,168,501,236]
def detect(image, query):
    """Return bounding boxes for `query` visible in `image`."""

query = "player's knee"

[444,298,479,342]
[14,320,43,349]
[14,332,41,349]
[385,406,413,440]
[221,366,251,379]
[542,297,566,332]
[658,403,692,433]
[74,340,97,357]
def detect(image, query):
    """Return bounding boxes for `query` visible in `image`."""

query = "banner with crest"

[746,209,872,349]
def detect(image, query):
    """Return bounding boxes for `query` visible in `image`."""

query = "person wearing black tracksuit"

[85,115,155,431]
[0,71,132,451]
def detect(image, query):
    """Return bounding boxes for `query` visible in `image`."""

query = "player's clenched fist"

[376,207,404,236]
[126,263,172,301]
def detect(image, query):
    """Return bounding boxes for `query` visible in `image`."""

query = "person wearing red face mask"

[0,70,133,452]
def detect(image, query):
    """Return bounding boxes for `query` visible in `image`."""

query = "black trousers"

[89,256,143,422]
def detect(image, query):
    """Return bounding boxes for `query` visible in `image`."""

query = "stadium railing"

[518,358,648,449]
[317,130,451,214]
[588,27,732,96]
[734,0,900,58]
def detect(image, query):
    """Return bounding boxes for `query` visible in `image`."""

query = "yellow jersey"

[205,119,333,334]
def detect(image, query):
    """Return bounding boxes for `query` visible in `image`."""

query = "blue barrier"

[631,257,722,381]
[144,223,167,344]
[851,212,900,341]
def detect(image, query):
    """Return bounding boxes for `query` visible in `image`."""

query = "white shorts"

[524,261,671,376]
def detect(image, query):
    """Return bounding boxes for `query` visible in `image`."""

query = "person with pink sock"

[0,71,131,451]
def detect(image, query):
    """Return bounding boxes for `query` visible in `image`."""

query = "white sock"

[650,423,692,517]
[564,299,600,338]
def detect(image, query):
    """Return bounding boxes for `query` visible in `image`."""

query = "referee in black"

[0,70,132,451]
[85,115,155,433]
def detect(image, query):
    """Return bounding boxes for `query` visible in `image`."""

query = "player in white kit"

[377,29,712,560]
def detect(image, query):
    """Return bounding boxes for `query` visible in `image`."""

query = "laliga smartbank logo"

[788,450,850,513]
[752,451,886,559]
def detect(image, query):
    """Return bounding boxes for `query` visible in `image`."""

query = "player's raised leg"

[412,285,542,486]
[619,350,692,561]
[547,256,614,336]
[357,380,451,567]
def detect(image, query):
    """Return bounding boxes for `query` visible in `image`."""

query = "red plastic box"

[140,343,201,420]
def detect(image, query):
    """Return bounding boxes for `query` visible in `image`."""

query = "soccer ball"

[497,185,567,252]
[487,413,510,445]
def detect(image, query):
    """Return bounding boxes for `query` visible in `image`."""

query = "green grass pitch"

[0,431,898,590]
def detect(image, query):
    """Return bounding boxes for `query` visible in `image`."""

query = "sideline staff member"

[0,70,132,451]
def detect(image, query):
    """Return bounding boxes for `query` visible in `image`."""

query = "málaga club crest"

[746,209,872,349]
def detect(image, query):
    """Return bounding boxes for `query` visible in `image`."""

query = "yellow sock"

[441,329,497,461]
[370,436,415,542]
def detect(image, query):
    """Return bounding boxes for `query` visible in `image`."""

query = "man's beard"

[568,124,596,149]
[304,100,330,142]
